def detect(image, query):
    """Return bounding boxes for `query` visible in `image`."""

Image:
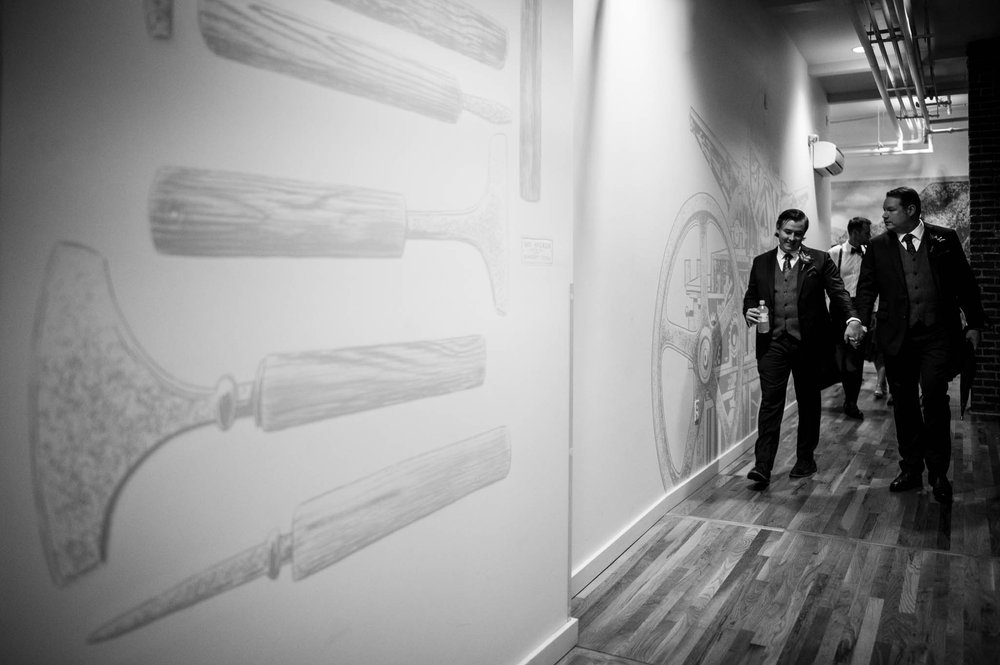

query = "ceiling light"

[852,46,865,54]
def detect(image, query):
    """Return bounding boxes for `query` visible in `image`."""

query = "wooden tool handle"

[150,167,408,257]
[253,335,486,431]
[199,0,462,122]
[328,0,508,69]
[290,426,510,579]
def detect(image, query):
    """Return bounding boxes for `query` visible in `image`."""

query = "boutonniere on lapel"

[797,251,817,276]
[926,232,948,255]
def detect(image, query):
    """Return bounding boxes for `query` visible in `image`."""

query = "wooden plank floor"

[560,368,1000,665]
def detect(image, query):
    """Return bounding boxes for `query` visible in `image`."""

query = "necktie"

[782,253,792,273]
[849,246,862,255]
[903,233,916,256]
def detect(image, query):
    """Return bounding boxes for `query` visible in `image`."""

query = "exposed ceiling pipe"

[844,0,903,144]
[862,0,917,126]
[884,0,933,135]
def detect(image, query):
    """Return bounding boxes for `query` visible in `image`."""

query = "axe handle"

[200,0,465,122]
[150,167,409,257]
[253,335,486,431]
[327,0,508,68]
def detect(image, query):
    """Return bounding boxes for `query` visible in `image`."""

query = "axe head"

[31,242,222,585]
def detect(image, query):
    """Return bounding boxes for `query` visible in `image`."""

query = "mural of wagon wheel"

[651,192,750,489]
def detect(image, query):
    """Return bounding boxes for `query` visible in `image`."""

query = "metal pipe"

[844,0,902,140]
[885,0,932,132]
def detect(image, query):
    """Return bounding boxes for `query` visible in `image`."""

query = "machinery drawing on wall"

[651,108,792,489]
[26,0,547,643]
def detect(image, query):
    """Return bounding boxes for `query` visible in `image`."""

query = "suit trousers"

[754,333,822,471]
[883,323,953,477]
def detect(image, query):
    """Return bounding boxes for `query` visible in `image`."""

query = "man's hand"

[966,328,981,351]
[844,320,866,348]
[745,307,762,327]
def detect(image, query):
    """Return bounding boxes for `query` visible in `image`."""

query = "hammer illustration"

[31,242,487,586]
[199,0,511,124]
[88,426,510,643]
[149,134,509,315]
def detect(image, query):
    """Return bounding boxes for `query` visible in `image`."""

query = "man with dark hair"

[829,216,872,419]
[743,209,863,484]
[855,187,986,502]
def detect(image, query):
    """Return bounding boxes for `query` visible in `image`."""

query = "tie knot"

[903,233,916,255]
[782,253,793,271]
[904,233,915,242]
[849,246,862,255]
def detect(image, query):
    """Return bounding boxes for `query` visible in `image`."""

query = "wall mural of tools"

[87,426,510,643]
[198,0,511,125]
[149,134,509,315]
[31,241,488,587]
[327,0,508,69]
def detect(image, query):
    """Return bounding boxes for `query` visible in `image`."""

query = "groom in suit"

[743,209,864,484]
[855,187,985,502]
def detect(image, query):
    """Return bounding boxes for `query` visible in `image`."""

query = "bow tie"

[849,246,863,255]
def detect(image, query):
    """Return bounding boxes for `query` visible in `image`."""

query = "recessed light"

[852,46,866,54]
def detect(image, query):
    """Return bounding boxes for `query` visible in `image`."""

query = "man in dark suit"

[855,187,985,502]
[743,209,863,484]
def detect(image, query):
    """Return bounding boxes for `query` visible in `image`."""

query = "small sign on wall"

[521,236,553,265]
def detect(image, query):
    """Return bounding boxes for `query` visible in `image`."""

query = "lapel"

[883,230,906,285]
[764,248,778,294]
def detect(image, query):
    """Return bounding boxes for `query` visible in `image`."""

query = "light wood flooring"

[561,369,1000,665]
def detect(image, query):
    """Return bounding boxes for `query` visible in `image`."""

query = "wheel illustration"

[651,193,751,489]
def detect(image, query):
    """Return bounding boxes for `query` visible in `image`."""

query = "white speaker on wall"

[813,140,845,176]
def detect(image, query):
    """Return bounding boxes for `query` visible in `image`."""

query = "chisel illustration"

[199,0,510,124]
[32,241,487,586]
[88,426,511,643]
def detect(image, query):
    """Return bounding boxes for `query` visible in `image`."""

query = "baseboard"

[515,617,579,665]
[569,409,780,596]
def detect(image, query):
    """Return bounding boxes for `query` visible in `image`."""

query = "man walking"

[743,209,863,484]
[829,217,872,419]
[855,187,986,502]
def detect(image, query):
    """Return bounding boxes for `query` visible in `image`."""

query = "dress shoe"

[843,403,864,419]
[889,471,923,493]
[789,459,818,478]
[932,477,953,503]
[747,466,771,484]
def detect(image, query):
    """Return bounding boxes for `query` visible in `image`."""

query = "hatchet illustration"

[31,241,487,587]
[88,426,510,643]
[199,0,510,124]
[149,134,509,315]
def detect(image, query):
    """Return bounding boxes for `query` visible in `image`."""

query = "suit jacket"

[742,246,856,360]
[855,222,985,358]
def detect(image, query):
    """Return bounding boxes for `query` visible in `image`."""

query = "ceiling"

[761,0,1000,150]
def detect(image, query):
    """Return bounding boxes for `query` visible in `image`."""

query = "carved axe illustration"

[31,242,487,586]
[88,426,510,643]
[199,0,510,124]
[149,134,509,315]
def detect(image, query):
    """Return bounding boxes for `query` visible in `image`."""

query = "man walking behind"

[829,216,872,420]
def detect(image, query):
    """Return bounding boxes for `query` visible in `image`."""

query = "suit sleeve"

[821,251,856,321]
[945,229,987,329]
[855,247,877,327]
[742,256,760,323]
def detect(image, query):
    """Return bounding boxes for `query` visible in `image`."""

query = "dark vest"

[899,239,939,327]
[772,260,801,340]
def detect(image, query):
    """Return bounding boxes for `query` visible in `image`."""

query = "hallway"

[561,370,1000,664]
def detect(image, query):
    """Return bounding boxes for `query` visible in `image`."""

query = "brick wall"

[968,38,999,414]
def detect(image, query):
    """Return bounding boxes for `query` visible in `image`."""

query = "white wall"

[0,1,574,663]
[571,0,829,590]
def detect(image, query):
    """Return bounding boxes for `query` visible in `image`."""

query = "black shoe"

[747,466,771,484]
[789,459,818,478]
[843,403,864,419]
[932,477,953,503]
[889,471,923,493]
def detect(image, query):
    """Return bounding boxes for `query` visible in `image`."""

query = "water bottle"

[757,300,770,333]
